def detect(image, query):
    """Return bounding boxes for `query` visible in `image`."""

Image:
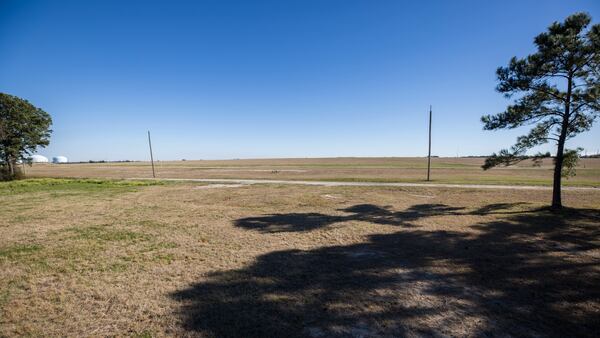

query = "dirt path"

[133,177,599,191]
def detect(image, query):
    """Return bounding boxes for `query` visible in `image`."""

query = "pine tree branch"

[525,84,566,102]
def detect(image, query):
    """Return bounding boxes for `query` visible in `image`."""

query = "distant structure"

[52,156,68,163]
[30,155,49,163]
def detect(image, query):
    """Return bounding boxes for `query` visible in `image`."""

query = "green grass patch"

[132,330,154,338]
[140,241,179,253]
[10,214,43,223]
[1,226,177,276]
[153,253,175,264]
[135,220,168,228]
[0,178,164,195]
[0,288,10,310]
[0,244,43,259]
[107,262,129,272]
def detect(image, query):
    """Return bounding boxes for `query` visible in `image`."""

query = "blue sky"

[1,0,599,161]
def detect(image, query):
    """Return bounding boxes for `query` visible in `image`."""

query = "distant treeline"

[70,160,142,164]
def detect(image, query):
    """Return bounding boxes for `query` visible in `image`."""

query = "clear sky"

[1,0,599,161]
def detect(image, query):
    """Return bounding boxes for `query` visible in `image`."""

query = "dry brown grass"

[24,157,600,187]
[1,179,599,337]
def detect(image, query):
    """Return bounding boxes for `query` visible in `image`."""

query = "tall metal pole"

[147,130,156,178]
[427,105,432,181]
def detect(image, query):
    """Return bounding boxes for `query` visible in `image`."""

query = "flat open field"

[1,178,599,337]
[24,157,600,187]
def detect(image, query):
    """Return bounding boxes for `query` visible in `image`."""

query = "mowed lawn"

[1,179,599,337]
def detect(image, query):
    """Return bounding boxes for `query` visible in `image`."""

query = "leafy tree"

[0,93,52,180]
[482,13,600,209]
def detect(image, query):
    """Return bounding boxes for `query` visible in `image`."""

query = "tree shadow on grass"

[470,202,531,215]
[235,203,466,233]
[172,204,600,337]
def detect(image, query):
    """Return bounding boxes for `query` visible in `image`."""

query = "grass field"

[1,178,599,336]
[23,157,600,187]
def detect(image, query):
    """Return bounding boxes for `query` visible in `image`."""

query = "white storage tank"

[30,155,49,163]
[52,156,68,163]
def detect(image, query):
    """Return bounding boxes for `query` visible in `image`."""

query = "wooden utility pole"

[147,130,156,178]
[427,105,432,181]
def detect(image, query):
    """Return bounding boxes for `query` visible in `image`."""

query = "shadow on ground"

[234,202,534,233]
[172,204,600,337]
[234,203,467,232]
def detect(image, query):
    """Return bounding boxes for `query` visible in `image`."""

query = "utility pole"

[147,130,156,178]
[427,105,432,181]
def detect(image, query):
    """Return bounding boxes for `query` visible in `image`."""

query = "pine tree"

[482,13,600,209]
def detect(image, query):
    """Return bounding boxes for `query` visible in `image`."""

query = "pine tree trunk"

[552,74,573,210]
[552,137,565,210]
[5,155,14,180]
[3,154,17,180]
